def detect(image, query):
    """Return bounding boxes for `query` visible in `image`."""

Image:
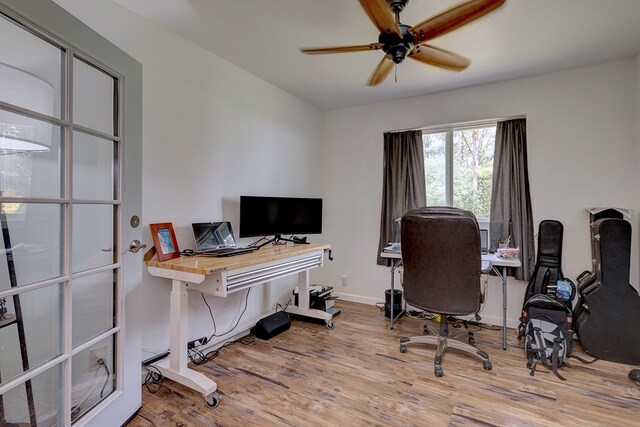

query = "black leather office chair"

[399,207,492,377]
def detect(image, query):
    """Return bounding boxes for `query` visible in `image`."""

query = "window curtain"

[489,118,534,280]
[377,130,426,265]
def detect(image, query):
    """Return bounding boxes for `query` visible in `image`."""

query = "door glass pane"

[73,131,114,201]
[0,14,63,119]
[72,204,113,273]
[452,127,496,218]
[0,283,63,387]
[0,203,63,289]
[423,132,446,206]
[71,334,116,423]
[72,57,114,135]
[0,363,62,427]
[72,270,115,347]
[0,111,63,198]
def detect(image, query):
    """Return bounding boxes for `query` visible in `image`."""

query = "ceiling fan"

[300,0,506,86]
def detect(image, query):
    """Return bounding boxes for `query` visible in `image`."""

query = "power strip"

[142,351,169,366]
[187,336,208,349]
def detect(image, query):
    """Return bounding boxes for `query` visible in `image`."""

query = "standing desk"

[380,250,521,350]
[146,243,331,407]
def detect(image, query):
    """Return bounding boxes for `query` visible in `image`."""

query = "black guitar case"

[523,220,567,307]
[574,218,640,364]
[573,208,626,321]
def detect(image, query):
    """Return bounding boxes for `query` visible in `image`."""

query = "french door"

[0,1,142,425]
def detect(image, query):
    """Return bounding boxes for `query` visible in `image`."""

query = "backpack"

[519,294,573,380]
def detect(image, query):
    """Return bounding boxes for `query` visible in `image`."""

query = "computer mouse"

[629,369,640,383]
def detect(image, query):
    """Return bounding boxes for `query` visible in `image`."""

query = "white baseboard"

[334,292,382,306]
[335,293,521,329]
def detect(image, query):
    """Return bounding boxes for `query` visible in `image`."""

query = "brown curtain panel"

[377,130,426,265]
[489,118,534,280]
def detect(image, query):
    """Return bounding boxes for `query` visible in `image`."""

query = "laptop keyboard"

[198,247,256,257]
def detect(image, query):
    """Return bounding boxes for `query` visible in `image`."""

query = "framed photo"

[149,223,180,262]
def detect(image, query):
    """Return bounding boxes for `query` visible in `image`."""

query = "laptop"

[480,229,489,254]
[191,222,256,257]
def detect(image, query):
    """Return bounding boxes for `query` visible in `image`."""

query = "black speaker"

[251,311,291,340]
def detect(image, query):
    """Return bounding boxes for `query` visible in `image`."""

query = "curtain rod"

[385,114,527,134]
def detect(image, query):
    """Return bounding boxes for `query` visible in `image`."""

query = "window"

[423,124,496,220]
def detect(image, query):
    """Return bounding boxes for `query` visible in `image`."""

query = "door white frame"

[0,1,143,425]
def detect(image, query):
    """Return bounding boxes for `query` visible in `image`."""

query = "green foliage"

[423,126,496,218]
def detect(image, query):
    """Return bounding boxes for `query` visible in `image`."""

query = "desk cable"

[188,334,255,366]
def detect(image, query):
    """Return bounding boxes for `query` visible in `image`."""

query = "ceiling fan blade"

[408,44,470,71]
[410,0,505,44]
[359,0,402,38]
[300,43,383,55]
[367,55,394,86]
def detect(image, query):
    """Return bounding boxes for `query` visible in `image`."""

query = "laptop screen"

[192,222,237,251]
[480,229,489,253]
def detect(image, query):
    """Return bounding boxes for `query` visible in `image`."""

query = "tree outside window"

[423,125,496,219]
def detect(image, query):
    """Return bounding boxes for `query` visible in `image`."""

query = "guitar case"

[573,208,626,321]
[574,218,640,364]
[522,220,567,307]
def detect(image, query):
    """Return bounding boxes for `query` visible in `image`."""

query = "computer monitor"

[480,229,489,254]
[239,196,322,238]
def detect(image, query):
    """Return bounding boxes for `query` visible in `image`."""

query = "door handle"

[128,239,147,253]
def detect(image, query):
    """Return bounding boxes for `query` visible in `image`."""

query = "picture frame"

[149,222,180,262]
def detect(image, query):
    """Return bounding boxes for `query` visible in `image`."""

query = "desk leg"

[285,270,332,325]
[500,266,508,350]
[390,261,396,329]
[491,266,509,350]
[389,259,404,330]
[155,280,218,404]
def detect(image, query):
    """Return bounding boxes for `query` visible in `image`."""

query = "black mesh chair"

[399,207,492,377]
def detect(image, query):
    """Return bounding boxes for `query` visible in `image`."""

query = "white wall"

[53,0,324,354]
[317,60,639,327]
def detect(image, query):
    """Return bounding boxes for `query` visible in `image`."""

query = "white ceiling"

[113,0,640,111]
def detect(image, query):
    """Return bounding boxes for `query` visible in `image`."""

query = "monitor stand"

[256,234,309,248]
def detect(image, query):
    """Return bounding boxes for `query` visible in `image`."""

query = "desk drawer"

[226,253,323,293]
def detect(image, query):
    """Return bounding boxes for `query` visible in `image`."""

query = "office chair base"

[400,322,492,377]
[423,323,477,346]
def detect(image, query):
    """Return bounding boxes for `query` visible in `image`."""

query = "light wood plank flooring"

[126,301,640,426]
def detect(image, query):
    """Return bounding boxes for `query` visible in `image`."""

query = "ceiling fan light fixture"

[386,45,408,64]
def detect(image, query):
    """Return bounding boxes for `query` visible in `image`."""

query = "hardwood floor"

[126,301,640,426]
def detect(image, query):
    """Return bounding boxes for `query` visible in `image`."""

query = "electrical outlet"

[187,336,208,349]
[341,275,348,286]
[89,345,108,371]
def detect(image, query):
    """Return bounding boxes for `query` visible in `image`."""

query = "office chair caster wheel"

[434,366,444,377]
[325,320,334,329]
[399,344,407,353]
[205,392,220,408]
[483,360,492,371]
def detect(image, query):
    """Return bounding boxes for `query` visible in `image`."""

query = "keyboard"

[197,247,256,257]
